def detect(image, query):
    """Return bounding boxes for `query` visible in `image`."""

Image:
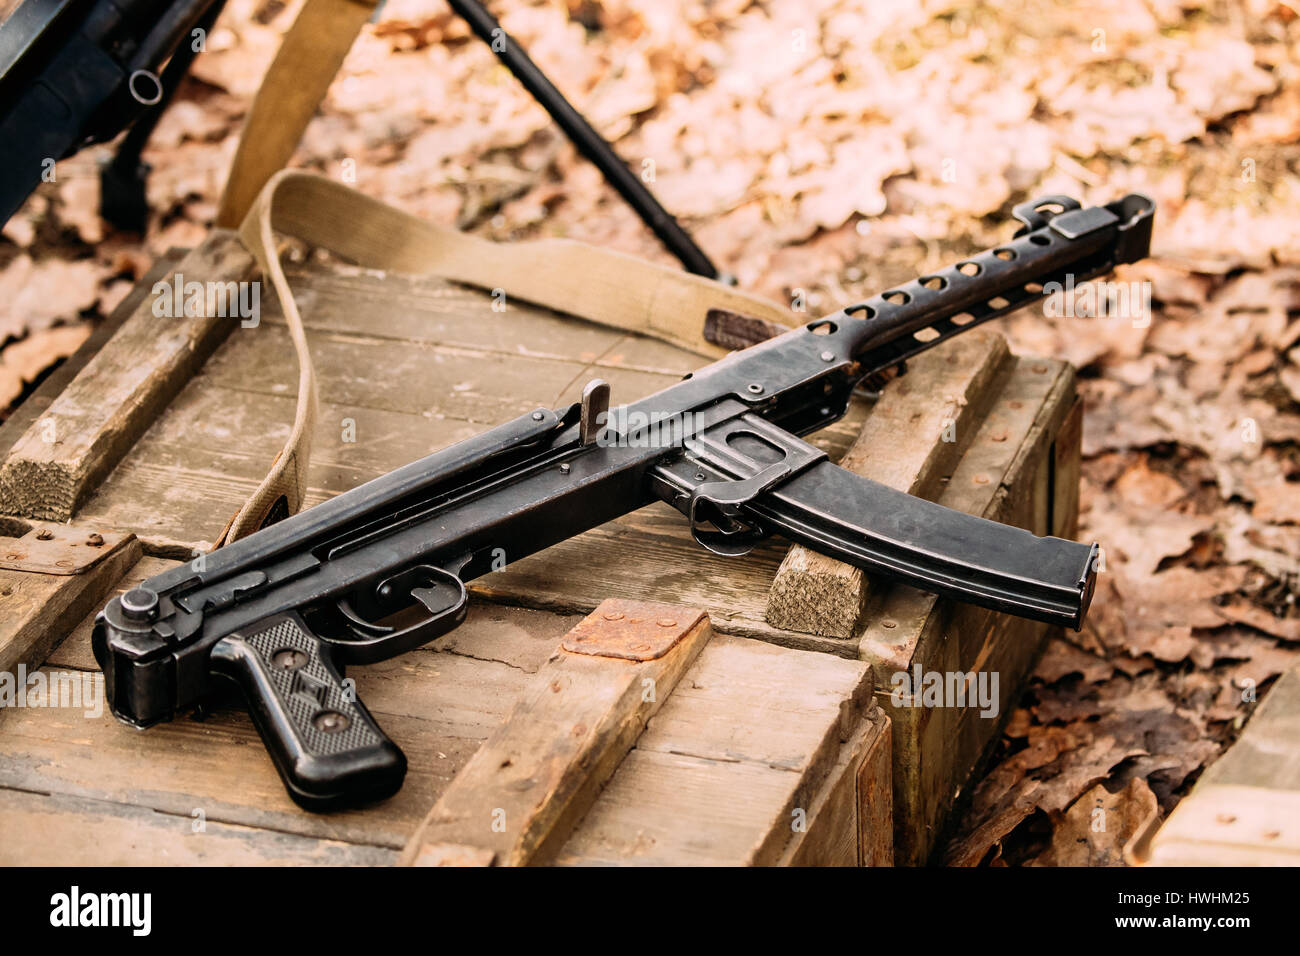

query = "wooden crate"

[1,583,889,865]
[0,229,1077,864]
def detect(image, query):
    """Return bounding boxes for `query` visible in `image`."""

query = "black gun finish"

[93,193,1154,810]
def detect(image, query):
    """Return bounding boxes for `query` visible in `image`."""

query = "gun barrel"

[836,193,1154,376]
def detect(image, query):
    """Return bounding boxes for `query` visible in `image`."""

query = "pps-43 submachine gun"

[94,192,1154,810]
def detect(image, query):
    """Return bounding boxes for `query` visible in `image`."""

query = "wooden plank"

[400,600,713,866]
[856,706,894,866]
[766,331,1013,639]
[1138,664,1300,865]
[1052,395,1083,537]
[0,522,140,676]
[74,385,488,553]
[781,705,893,866]
[278,262,697,372]
[858,357,1078,864]
[555,634,884,865]
[0,232,253,520]
[0,789,397,865]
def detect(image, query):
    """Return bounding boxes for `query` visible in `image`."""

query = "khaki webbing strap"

[218,170,795,544]
[215,0,379,228]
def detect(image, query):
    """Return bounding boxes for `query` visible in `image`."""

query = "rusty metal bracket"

[561,598,708,662]
[0,523,134,575]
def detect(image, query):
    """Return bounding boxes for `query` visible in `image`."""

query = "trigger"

[332,564,469,664]
[409,574,464,617]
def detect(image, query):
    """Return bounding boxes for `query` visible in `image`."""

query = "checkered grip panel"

[242,617,381,756]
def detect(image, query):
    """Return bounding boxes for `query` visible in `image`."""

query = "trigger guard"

[328,565,468,665]
[686,460,788,556]
[689,519,767,557]
[686,461,790,557]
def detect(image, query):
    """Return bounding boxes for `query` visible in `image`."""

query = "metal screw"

[313,711,350,734]
[87,533,104,546]
[531,411,545,421]
[559,463,571,475]
[35,529,53,540]
[820,351,835,362]
[747,383,764,394]
[273,649,308,670]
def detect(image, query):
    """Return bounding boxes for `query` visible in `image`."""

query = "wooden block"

[766,332,1012,639]
[0,232,253,521]
[856,706,894,866]
[399,600,713,866]
[1136,664,1300,866]
[555,634,888,866]
[0,521,140,677]
[859,357,1078,864]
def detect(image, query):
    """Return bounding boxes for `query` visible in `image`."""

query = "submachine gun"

[94,191,1154,809]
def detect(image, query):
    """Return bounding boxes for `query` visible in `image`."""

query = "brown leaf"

[0,257,103,339]
[1251,482,1300,525]
[0,324,92,410]
[943,719,1149,866]
[1034,639,1114,684]
[1030,778,1159,867]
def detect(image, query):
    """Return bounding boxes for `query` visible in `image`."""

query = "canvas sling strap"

[215,169,797,544]
[211,0,797,544]
[214,0,380,229]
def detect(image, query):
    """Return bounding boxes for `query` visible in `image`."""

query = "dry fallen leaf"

[0,324,93,409]
[1029,778,1159,867]
[0,257,103,339]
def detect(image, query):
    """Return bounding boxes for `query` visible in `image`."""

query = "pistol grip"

[212,612,406,811]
